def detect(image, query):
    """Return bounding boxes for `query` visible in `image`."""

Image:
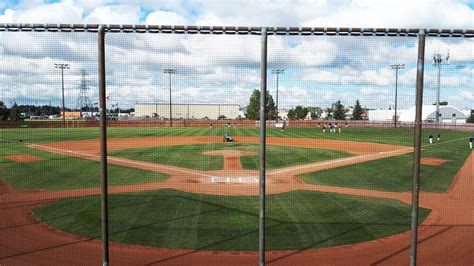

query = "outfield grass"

[109,142,352,170]
[33,189,430,251]
[299,136,472,192]
[0,142,167,190]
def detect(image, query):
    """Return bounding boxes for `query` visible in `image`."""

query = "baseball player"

[323,123,327,133]
[329,123,334,133]
[470,136,473,149]
[209,123,213,129]
[429,134,433,144]
[437,133,441,143]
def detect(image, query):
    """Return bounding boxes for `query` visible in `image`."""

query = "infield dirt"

[0,136,472,265]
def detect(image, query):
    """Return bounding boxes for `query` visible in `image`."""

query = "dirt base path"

[0,136,472,265]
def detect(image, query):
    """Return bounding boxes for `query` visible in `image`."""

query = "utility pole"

[163,69,176,127]
[271,69,284,120]
[433,51,449,123]
[54,63,70,128]
[390,64,405,128]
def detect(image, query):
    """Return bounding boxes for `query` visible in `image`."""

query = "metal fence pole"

[98,24,110,266]
[259,27,268,266]
[410,29,426,266]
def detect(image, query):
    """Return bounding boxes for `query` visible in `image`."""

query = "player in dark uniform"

[437,133,441,143]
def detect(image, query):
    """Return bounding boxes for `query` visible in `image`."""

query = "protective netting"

[0,31,101,263]
[103,32,262,261]
[0,29,472,265]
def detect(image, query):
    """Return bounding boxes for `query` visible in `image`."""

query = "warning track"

[0,136,472,265]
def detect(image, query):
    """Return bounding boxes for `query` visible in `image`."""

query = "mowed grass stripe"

[299,136,472,192]
[0,147,168,190]
[109,142,352,171]
[33,189,430,251]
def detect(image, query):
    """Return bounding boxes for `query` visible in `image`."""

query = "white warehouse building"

[398,105,467,124]
[135,103,241,120]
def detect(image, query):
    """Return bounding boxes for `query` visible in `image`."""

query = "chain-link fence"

[0,24,473,265]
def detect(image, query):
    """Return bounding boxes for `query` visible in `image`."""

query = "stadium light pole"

[390,64,405,128]
[433,52,449,123]
[54,63,70,128]
[163,69,177,127]
[271,69,284,120]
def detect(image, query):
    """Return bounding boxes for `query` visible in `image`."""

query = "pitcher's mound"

[421,158,448,166]
[4,154,45,162]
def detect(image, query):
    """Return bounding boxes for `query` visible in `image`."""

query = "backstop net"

[0,25,472,265]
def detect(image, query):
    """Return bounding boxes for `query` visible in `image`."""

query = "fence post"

[98,24,110,266]
[410,28,426,266]
[259,26,268,266]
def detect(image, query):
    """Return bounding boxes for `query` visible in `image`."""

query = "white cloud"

[85,5,141,24]
[145,10,186,25]
[0,9,14,23]
[5,2,83,24]
[460,90,474,100]
[0,1,473,110]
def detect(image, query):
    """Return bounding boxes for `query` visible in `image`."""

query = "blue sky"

[0,0,473,111]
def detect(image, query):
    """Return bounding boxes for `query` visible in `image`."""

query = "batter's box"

[211,176,259,184]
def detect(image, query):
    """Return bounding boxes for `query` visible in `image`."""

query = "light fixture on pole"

[271,69,284,120]
[163,68,176,127]
[390,64,405,128]
[54,63,70,128]
[433,51,449,123]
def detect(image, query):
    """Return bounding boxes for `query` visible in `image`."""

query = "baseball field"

[0,126,473,265]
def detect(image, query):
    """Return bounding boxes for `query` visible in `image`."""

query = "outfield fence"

[2,119,474,131]
[0,24,473,266]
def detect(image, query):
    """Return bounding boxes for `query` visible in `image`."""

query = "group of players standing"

[320,122,348,133]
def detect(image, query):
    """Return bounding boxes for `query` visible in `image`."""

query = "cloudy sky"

[0,0,473,111]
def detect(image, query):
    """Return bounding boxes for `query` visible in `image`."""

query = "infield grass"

[33,189,430,251]
[109,142,352,170]
[1,126,471,191]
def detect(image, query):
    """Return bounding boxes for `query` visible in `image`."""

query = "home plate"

[211,176,259,184]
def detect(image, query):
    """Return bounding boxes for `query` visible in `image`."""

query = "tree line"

[244,90,365,121]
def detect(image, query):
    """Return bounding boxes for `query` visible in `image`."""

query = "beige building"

[135,103,241,120]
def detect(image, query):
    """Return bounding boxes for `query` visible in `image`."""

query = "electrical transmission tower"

[76,70,94,115]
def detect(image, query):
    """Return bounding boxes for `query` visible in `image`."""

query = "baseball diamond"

[1,19,473,266]
[0,126,473,265]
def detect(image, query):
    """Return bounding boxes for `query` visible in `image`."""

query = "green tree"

[0,101,9,120]
[245,90,277,120]
[325,107,334,120]
[9,103,21,121]
[352,99,363,120]
[288,105,309,120]
[466,114,474,123]
[333,100,347,120]
[307,106,320,119]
